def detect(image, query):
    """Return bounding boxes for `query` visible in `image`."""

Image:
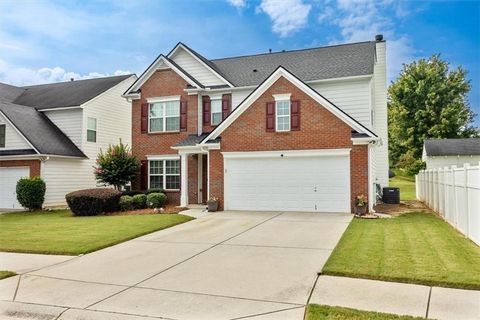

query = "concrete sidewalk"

[0,252,74,274]
[310,275,480,320]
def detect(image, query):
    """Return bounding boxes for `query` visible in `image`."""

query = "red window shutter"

[266,102,275,132]
[140,160,148,190]
[141,103,149,133]
[180,100,187,131]
[221,94,231,120]
[291,100,300,131]
[202,96,211,125]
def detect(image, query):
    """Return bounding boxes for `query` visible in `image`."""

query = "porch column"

[180,153,188,207]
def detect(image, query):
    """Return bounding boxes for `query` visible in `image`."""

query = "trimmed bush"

[121,190,144,197]
[147,193,167,208]
[119,195,133,211]
[16,177,46,210]
[66,188,121,216]
[132,194,147,209]
[146,188,165,195]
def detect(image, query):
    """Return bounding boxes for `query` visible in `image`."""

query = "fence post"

[464,163,470,238]
[452,165,458,227]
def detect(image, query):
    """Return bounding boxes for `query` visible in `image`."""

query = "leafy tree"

[388,55,477,167]
[94,141,139,190]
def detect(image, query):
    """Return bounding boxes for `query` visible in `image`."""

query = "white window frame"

[275,100,291,132]
[210,96,222,126]
[148,157,181,191]
[147,96,181,133]
[87,117,97,142]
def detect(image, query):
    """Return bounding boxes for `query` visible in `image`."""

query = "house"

[422,138,480,169]
[0,75,136,209]
[123,35,388,213]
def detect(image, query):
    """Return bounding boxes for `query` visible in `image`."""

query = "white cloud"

[257,0,311,37]
[318,0,415,82]
[0,60,131,86]
[227,0,247,8]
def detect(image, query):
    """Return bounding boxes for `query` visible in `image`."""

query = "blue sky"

[0,0,478,125]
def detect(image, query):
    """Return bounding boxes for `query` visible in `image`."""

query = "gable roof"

[424,138,480,156]
[0,82,25,102]
[200,66,377,144]
[0,99,86,157]
[12,75,132,110]
[211,41,376,87]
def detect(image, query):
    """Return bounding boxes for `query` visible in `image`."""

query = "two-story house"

[0,75,136,209]
[124,35,388,213]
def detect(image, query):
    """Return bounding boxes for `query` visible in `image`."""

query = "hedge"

[147,193,167,208]
[66,188,121,216]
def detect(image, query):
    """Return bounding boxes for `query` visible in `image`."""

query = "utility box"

[383,187,400,204]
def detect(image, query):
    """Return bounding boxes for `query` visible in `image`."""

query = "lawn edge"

[0,271,17,280]
[306,304,424,320]
[0,214,194,256]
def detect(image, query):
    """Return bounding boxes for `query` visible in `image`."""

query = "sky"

[0,0,479,126]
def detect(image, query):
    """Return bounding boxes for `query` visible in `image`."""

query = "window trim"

[210,97,222,126]
[148,99,180,133]
[148,158,181,191]
[0,124,5,148]
[275,100,291,132]
[86,117,97,142]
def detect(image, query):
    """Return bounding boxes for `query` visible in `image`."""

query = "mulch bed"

[374,200,430,216]
[107,204,187,216]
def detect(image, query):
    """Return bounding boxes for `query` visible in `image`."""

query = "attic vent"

[70,78,74,82]
[253,69,258,73]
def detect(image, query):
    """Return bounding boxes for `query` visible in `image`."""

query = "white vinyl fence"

[416,163,480,246]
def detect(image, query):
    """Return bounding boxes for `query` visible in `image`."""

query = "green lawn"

[323,212,480,289]
[306,305,423,320]
[0,271,16,280]
[389,175,416,201]
[0,210,193,255]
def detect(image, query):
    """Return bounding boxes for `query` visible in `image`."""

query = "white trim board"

[222,148,351,159]
[200,67,378,144]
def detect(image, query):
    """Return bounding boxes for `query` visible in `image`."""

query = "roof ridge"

[210,40,376,62]
[21,74,133,88]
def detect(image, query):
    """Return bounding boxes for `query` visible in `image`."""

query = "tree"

[388,55,477,167]
[94,141,139,190]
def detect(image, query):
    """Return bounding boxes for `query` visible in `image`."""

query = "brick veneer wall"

[209,76,369,212]
[0,160,41,177]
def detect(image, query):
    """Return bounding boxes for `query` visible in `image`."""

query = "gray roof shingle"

[0,82,25,102]
[424,138,480,156]
[0,99,86,157]
[210,41,376,87]
[13,75,132,109]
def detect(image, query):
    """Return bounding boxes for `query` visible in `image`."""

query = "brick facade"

[0,160,41,177]
[208,76,369,211]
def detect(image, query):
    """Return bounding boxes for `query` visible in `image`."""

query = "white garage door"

[224,150,350,212]
[0,167,30,209]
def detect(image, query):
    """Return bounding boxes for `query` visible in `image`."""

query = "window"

[149,100,180,132]
[149,159,180,190]
[211,98,222,125]
[0,124,5,147]
[87,117,97,142]
[276,100,291,131]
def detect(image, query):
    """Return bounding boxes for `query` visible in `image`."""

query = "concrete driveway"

[0,211,352,320]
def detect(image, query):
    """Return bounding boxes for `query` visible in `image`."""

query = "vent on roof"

[253,69,258,73]
[70,78,74,82]
[269,49,272,53]
[375,34,384,41]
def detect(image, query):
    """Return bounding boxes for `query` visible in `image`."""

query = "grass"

[0,210,193,255]
[322,212,480,290]
[389,170,416,201]
[0,271,16,280]
[306,305,423,320]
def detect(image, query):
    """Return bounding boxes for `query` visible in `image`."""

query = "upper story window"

[0,124,5,147]
[275,100,291,132]
[87,117,97,142]
[149,99,180,133]
[210,98,222,126]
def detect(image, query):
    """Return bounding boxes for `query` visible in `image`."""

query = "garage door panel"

[224,153,350,213]
[0,167,30,209]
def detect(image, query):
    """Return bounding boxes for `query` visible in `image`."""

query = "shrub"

[146,188,165,195]
[132,194,147,209]
[66,188,121,216]
[16,177,46,210]
[405,159,426,176]
[119,195,133,211]
[121,190,144,197]
[147,193,167,208]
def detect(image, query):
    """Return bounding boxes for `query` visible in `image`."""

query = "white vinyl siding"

[170,49,226,86]
[309,78,372,128]
[425,156,480,170]
[43,108,83,147]
[0,113,31,150]
[231,89,252,109]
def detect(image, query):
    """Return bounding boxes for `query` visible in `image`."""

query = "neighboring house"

[0,75,136,209]
[123,35,388,213]
[422,138,480,169]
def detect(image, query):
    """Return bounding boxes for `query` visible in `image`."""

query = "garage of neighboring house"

[223,149,351,213]
[0,166,30,209]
